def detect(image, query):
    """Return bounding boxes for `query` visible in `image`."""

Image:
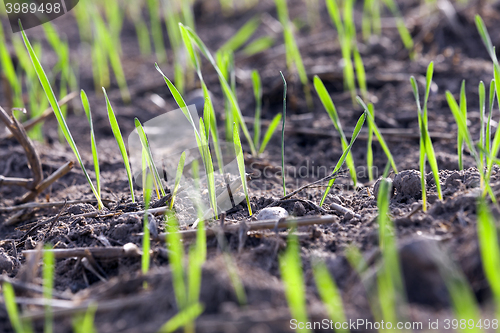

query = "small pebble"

[256,207,289,220]
[292,201,306,216]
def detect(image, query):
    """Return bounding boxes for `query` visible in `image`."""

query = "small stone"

[256,207,289,220]
[292,202,306,216]
[393,170,422,201]
[343,211,354,222]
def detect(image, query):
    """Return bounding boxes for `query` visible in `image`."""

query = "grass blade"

[367,103,375,181]
[103,88,135,202]
[165,211,187,310]
[170,152,186,210]
[357,97,398,174]
[81,90,101,202]
[233,124,252,216]
[219,16,260,52]
[314,75,357,185]
[280,72,287,196]
[252,70,262,150]
[20,22,103,209]
[320,110,367,205]
[158,303,204,333]
[259,113,283,155]
[43,245,55,333]
[3,282,31,333]
[142,174,153,283]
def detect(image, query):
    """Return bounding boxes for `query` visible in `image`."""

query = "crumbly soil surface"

[1,0,500,332]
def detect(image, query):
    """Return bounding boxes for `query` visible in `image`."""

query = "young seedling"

[3,282,33,333]
[367,103,375,181]
[21,23,104,209]
[103,88,135,203]
[158,303,204,333]
[274,0,312,109]
[218,16,261,53]
[312,261,349,333]
[0,22,23,108]
[320,110,367,206]
[314,75,358,186]
[357,97,398,174]
[252,70,262,149]
[134,118,166,199]
[170,152,186,210]
[281,71,287,196]
[242,36,275,56]
[81,90,101,200]
[72,303,97,333]
[477,198,500,321]
[279,227,310,333]
[142,174,153,288]
[233,124,252,216]
[259,113,283,155]
[410,62,443,211]
[457,80,467,170]
[43,245,55,333]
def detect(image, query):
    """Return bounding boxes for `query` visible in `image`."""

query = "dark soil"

[1,0,500,332]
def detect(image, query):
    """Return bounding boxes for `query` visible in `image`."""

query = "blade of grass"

[458,80,467,170]
[259,113,283,155]
[43,244,55,333]
[158,303,204,333]
[242,36,275,56]
[280,72,287,196]
[199,117,218,217]
[170,152,186,210]
[233,124,252,216]
[252,70,262,150]
[219,16,260,52]
[357,97,398,173]
[142,174,153,288]
[479,81,486,170]
[314,75,357,185]
[320,110,367,206]
[103,88,135,202]
[20,22,103,209]
[81,90,101,202]
[3,282,32,333]
[367,103,375,181]
[165,211,187,310]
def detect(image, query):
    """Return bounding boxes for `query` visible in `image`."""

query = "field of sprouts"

[1,0,500,332]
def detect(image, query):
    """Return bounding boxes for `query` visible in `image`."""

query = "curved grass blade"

[81,90,101,202]
[20,22,103,209]
[252,70,262,149]
[103,88,135,202]
[314,75,357,185]
[320,110,367,206]
[259,113,282,155]
[357,97,398,174]
[170,152,186,210]
[134,118,166,199]
[280,72,287,196]
[233,124,252,216]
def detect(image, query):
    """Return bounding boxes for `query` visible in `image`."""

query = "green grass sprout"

[20,22,103,209]
[242,36,275,56]
[320,110,367,205]
[43,245,55,333]
[134,118,166,199]
[219,16,260,53]
[280,72,287,196]
[72,303,97,333]
[367,103,375,181]
[81,90,101,203]
[165,211,188,311]
[477,198,500,321]
[170,151,186,210]
[314,75,358,186]
[3,282,32,333]
[142,174,153,287]
[458,80,467,170]
[486,79,496,158]
[312,261,349,333]
[259,113,283,155]
[158,303,204,333]
[410,62,443,211]
[148,0,167,63]
[479,81,486,171]
[103,88,135,202]
[233,124,252,216]
[0,22,23,108]
[279,227,310,333]
[252,70,262,150]
[357,97,398,173]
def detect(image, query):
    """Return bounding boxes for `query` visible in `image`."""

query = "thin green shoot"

[164,0,185,94]
[259,113,283,155]
[103,88,135,202]
[3,282,32,333]
[81,90,101,202]
[410,62,443,210]
[242,36,275,56]
[165,211,187,311]
[134,118,166,199]
[218,16,260,53]
[252,70,262,150]
[320,110,367,206]
[148,0,167,63]
[353,45,368,100]
[479,81,486,171]
[142,174,153,290]
[458,80,467,170]
[179,24,257,156]
[486,79,496,157]
[312,261,348,333]
[43,244,55,333]
[279,227,310,333]
[357,97,399,173]
[274,0,312,109]
[367,103,375,181]
[198,116,218,218]
[314,75,357,186]
[20,22,103,209]
[170,152,186,210]
[0,22,23,108]
[477,199,500,321]
[72,303,97,333]
[233,124,252,216]
[280,72,287,196]
[158,303,204,333]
